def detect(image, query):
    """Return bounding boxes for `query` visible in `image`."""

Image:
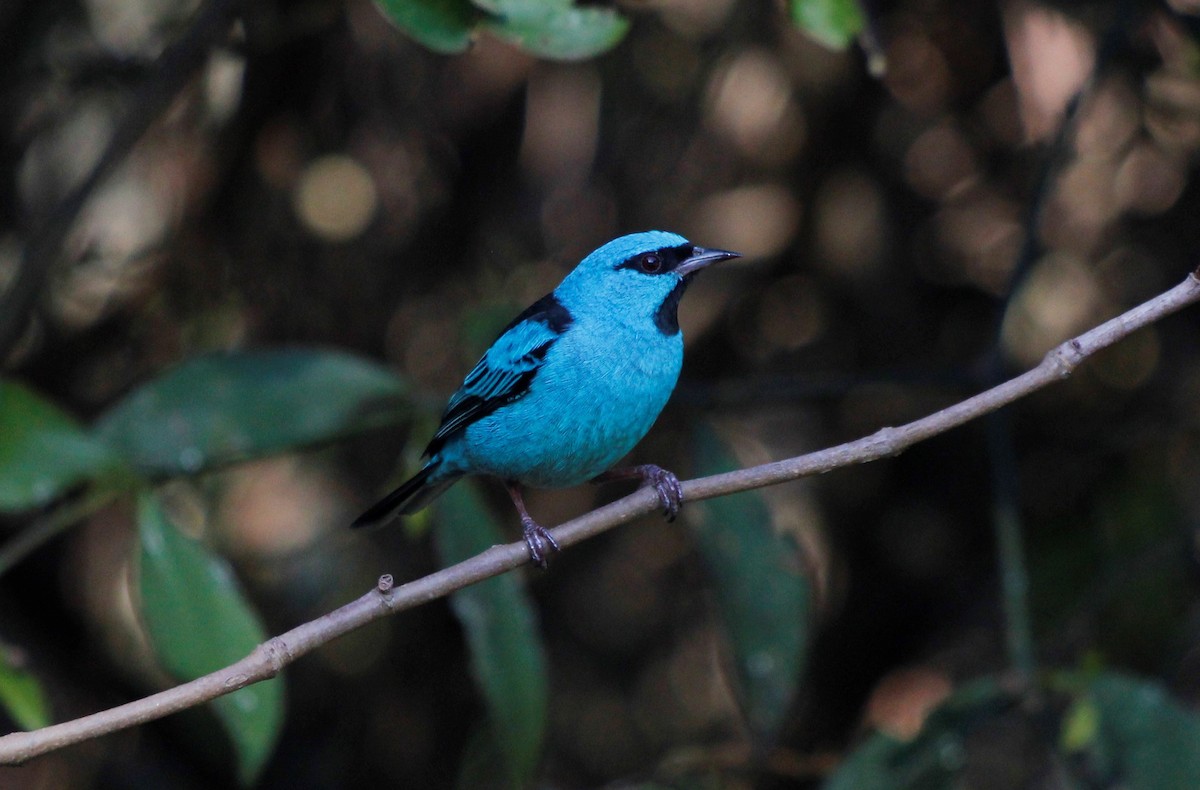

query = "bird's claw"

[640,464,683,522]
[522,518,560,569]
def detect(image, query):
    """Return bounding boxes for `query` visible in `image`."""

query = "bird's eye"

[638,253,663,273]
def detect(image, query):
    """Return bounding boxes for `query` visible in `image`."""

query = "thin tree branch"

[983,0,1139,682]
[1,267,1197,764]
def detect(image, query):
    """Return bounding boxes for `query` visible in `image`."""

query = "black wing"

[425,293,572,455]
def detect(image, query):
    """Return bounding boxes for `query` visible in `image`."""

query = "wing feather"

[425,293,571,455]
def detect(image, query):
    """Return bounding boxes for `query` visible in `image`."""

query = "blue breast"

[458,309,684,487]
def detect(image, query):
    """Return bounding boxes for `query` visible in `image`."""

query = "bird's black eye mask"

[615,244,695,276]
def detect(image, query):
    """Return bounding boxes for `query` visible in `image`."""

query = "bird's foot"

[602,464,683,521]
[522,517,560,569]
[638,464,684,521]
[506,481,560,568]
[594,464,685,520]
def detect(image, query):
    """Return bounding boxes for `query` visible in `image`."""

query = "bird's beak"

[675,246,741,277]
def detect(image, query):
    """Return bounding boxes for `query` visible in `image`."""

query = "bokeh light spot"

[690,184,800,259]
[1114,143,1186,215]
[706,48,805,163]
[1004,2,1094,141]
[813,168,886,278]
[904,122,978,200]
[1002,253,1105,366]
[293,154,378,242]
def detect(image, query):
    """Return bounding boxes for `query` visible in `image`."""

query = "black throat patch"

[654,275,692,336]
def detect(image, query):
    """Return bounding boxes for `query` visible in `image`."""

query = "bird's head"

[556,231,740,335]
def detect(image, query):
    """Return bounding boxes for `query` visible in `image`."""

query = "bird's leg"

[592,464,684,522]
[505,482,560,569]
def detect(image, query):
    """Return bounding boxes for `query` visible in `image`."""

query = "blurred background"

[4,0,1200,786]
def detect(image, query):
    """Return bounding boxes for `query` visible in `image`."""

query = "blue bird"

[352,231,740,566]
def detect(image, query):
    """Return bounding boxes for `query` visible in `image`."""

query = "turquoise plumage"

[353,231,739,566]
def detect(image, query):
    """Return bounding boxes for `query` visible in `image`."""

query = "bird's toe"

[642,464,683,521]
[522,519,560,569]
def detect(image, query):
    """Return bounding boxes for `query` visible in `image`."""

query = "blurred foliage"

[3,0,1200,787]
[95,349,408,476]
[137,490,284,784]
[789,0,865,50]
[0,646,50,732]
[0,381,123,510]
[435,482,548,789]
[828,671,1200,788]
[0,350,407,783]
[377,0,859,61]
[825,677,1012,789]
[690,423,811,739]
[377,0,630,60]
[375,0,480,54]
[1058,671,1200,786]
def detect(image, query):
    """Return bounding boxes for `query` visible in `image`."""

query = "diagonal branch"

[0,267,1197,765]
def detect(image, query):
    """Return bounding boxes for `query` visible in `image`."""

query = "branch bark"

[1,267,1198,765]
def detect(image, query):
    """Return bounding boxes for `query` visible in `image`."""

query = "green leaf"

[435,482,547,789]
[789,0,864,50]
[0,647,50,731]
[689,424,810,739]
[374,0,628,61]
[1061,695,1099,752]
[824,679,1012,790]
[828,673,1200,789]
[95,349,408,477]
[481,0,629,61]
[375,0,479,54]
[1062,671,1200,786]
[0,380,122,511]
[137,491,283,784]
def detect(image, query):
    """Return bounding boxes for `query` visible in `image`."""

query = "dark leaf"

[1060,671,1200,787]
[689,424,811,739]
[95,349,408,476]
[824,679,1012,790]
[137,491,284,784]
[0,647,50,731]
[0,380,122,511]
[375,0,478,54]
[480,0,628,61]
[789,0,863,50]
[435,481,547,789]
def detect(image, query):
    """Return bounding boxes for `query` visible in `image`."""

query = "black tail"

[350,462,462,529]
